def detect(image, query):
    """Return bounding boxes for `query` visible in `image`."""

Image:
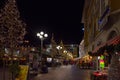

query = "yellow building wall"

[84,25,89,47]
[84,0,94,48]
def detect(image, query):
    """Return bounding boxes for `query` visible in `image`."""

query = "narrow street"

[29,65,92,80]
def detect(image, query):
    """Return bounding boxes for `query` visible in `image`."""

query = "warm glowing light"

[39,35,43,39]
[44,34,48,37]
[63,50,67,53]
[40,31,44,35]
[37,31,48,39]
[37,33,40,36]
[98,56,100,59]
[56,45,62,50]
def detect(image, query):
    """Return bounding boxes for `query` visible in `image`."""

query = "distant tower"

[59,40,65,50]
[50,33,57,58]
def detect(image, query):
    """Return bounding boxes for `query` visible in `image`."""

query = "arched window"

[107,31,117,40]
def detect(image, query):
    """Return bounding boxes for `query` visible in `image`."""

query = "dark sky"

[17,0,84,45]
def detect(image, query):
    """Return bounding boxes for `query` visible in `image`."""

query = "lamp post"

[97,56,100,70]
[37,31,48,63]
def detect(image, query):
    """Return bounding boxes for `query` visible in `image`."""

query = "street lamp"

[37,31,48,61]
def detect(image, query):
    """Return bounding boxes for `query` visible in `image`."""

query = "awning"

[92,35,120,53]
[92,43,106,53]
[107,35,120,45]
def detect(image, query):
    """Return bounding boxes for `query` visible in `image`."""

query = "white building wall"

[79,40,85,58]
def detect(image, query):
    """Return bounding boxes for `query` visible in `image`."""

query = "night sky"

[16,0,84,45]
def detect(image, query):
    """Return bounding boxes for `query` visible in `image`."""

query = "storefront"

[90,35,120,80]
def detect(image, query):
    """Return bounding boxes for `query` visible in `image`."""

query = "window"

[98,0,109,31]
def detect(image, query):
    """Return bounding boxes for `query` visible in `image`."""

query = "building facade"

[82,0,120,53]
[79,40,85,58]
[82,1,120,79]
[64,44,79,58]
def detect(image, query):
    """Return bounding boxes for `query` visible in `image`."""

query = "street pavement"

[0,67,12,80]
[29,65,92,80]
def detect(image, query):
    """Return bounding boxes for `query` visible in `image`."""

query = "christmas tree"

[0,0,26,80]
[0,0,26,48]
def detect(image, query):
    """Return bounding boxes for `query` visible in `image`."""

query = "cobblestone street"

[29,65,92,80]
